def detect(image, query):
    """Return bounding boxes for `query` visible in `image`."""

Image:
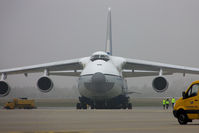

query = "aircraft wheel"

[76,103,81,109]
[122,104,127,109]
[82,104,87,109]
[127,103,132,109]
[178,113,188,125]
[91,104,95,109]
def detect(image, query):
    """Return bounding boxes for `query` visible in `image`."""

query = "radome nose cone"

[91,72,106,83]
[84,72,114,93]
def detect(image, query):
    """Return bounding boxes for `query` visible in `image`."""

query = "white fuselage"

[78,52,126,101]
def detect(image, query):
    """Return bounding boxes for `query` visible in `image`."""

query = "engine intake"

[37,76,53,92]
[152,76,168,93]
[0,81,10,97]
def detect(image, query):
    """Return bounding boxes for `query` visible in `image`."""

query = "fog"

[1,0,199,99]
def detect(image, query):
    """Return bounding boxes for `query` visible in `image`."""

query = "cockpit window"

[90,54,110,62]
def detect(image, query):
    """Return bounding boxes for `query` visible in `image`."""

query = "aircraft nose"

[91,72,106,83]
[84,72,114,93]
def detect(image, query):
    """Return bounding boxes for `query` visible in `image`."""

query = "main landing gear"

[76,95,132,109]
[76,103,87,109]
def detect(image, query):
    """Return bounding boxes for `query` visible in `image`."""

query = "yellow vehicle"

[4,98,36,109]
[173,80,199,124]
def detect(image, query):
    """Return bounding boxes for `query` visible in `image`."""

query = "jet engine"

[0,80,10,97]
[152,76,168,92]
[37,76,53,92]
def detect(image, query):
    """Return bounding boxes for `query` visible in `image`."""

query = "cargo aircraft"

[1,8,199,109]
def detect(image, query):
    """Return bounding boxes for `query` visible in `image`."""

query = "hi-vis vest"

[166,100,169,104]
[163,100,166,105]
[172,98,176,103]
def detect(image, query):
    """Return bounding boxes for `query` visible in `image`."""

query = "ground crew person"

[162,99,166,109]
[171,97,176,108]
[166,98,169,109]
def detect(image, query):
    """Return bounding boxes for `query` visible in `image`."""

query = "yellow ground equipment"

[173,80,199,124]
[4,98,36,109]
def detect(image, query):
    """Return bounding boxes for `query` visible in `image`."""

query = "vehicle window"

[187,84,199,97]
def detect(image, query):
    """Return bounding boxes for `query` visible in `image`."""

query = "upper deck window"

[90,54,110,62]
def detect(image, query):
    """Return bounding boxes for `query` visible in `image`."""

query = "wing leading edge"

[0,58,86,76]
[122,58,199,77]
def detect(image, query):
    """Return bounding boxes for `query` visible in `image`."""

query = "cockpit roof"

[92,51,109,56]
[90,51,110,62]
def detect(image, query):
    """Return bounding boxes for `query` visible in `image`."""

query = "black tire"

[122,104,127,109]
[91,104,95,109]
[178,113,188,125]
[82,104,87,109]
[127,103,132,109]
[76,103,81,109]
[5,106,10,109]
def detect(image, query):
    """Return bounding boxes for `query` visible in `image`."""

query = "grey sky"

[0,0,199,98]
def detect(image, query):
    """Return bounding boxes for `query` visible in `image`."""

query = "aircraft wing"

[122,58,199,77]
[0,58,84,76]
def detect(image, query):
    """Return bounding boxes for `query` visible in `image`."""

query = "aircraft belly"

[78,75,123,100]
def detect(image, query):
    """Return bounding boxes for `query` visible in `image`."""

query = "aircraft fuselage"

[78,52,127,102]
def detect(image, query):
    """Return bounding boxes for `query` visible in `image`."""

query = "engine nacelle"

[0,81,10,97]
[37,76,53,92]
[152,76,168,93]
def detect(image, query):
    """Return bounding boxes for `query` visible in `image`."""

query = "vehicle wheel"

[76,103,81,109]
[127,103,132,109]
[178,113,188,125]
